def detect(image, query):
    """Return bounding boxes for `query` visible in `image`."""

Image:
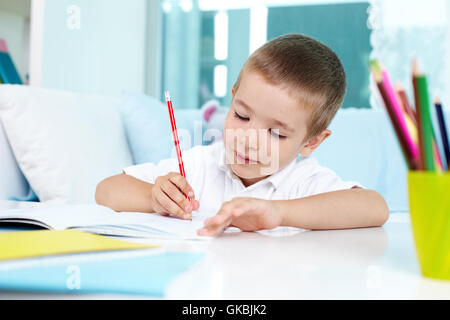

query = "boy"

[96,34,389,236]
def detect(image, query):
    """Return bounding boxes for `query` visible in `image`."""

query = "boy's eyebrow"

[235,98,253,112]
[235,98,295,133]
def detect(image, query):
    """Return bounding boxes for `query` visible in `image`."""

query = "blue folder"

[0,252,204,296]
[0,51,22,84]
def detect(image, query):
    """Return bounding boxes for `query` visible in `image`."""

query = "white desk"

[0,213,449,299]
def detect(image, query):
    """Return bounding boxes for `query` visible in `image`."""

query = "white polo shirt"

[123,141,362,216]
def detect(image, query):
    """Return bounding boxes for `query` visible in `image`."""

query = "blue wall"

[267,2,372,109]
[41,0,147,96]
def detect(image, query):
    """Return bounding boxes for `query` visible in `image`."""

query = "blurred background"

[0,0,449,110]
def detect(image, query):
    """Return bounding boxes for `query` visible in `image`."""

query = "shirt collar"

[217,143,300,190]
[218,143,229,172]
[263,156,299,190]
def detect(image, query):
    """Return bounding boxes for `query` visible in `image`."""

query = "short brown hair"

[233,33,346,142]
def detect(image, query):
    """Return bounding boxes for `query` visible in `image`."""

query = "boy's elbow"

[376,205,389,228]
[95,178,109,206]
[369,190,389,227]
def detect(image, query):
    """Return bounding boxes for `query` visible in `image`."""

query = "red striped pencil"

[165,90,190,201]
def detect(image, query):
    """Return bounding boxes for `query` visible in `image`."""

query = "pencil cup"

[408,171,450,281]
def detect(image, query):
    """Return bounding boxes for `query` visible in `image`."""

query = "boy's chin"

[230,163,274,180]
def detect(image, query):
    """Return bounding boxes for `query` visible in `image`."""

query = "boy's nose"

[238,130,258,150]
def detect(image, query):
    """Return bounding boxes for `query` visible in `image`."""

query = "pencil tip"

[370,60,382,73]
[370,65,382,82]
[164,90,171,102]
[435,97,441,105]
[412,58,420,75]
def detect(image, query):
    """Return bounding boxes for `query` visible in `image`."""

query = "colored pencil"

[412,60,435,171]
[164,90,191,201]
[403,111,419,145]
[435,98,450,170]
[381,69,420,168]
[396,83,418,127]
[370,64,417,170]
[399,100,444,172]
[397,87,442,171]
[432,140,444,172]
[381,70,419,160]
[395,82,442,171]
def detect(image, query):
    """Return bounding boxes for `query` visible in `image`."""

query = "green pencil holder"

[408,171,450,281]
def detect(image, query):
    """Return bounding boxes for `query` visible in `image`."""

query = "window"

[160,0,450,110]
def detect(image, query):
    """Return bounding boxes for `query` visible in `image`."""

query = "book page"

[0,204,116,230]
[0,204,212,240]
[102,211,210,240]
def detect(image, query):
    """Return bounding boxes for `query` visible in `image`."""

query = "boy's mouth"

[234,151,259,165]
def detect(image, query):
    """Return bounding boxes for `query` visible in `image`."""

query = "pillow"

[0,85,134,204]
[8,188,39,202]
[313,108,407,212]
[0,118,32,201]
[121,91,205,164]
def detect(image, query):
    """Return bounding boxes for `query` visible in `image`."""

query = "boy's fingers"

[207,211,232,228]
[156,189,186,218]
[169,174,195,200]
[197,228,214,236]
[198,217,230,236]
[192,200,200,210]
[161,180,191,213]
[201,209,233,235]
[198,203,247,236]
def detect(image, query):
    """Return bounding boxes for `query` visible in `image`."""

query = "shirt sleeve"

[123,157,179,185]
[291,166,364,199]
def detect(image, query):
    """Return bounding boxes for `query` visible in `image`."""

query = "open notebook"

[0,204,211,240]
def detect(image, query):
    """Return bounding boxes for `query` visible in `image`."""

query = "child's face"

[223,70,330,187]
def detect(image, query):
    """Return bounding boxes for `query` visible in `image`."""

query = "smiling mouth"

[234,151,258,164]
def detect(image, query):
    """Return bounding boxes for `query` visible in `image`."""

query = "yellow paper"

[0,230,158,261]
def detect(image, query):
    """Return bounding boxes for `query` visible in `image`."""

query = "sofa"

[1,84,437,213]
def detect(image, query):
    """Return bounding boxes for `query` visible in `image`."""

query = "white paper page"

[0,204,117,230]
[0,204,213,240]
[106,211,210,240]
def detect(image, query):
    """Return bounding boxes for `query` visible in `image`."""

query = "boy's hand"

[151,172,200,219]
[197,197,282,236]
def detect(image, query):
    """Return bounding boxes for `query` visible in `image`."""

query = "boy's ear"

[232,85,236,97]
[299,130,331,157]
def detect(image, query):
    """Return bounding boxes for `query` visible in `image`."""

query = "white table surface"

[0,205,449,299]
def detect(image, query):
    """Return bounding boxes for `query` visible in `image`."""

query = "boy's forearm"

[274,188,389,230]
[95,173,156,213]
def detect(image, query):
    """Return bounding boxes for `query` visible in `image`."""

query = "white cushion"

[0,118,30,200]
[0,85,134,204]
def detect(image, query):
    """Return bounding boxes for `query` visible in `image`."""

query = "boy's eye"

[269,129,286,139]
[234,111,249,121]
